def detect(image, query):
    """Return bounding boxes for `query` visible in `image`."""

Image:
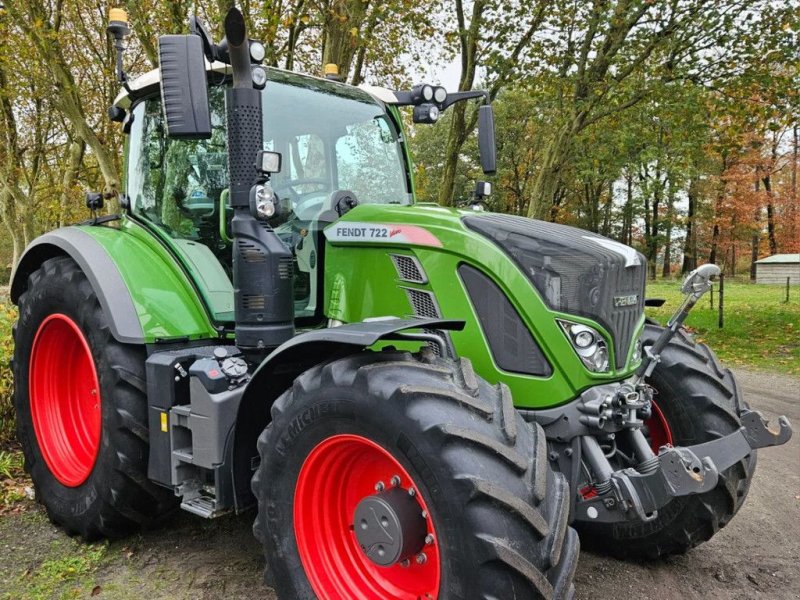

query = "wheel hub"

[354,487,427,566]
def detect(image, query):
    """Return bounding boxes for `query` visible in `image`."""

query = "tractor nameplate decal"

[324,222,442,247]
[613,294,639,307]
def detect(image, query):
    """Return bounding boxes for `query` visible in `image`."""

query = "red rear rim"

[294,434,440,600]
[645,400,673,454]
[29,314,101,487]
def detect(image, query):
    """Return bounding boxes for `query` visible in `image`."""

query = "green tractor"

[10,7,792,600]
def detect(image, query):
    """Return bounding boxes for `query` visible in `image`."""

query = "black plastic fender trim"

[10,227,145,344]
[230,317,465,511]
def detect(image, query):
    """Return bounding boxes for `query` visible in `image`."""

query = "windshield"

[263,71,411,220]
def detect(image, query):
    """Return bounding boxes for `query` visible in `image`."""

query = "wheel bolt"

[375,481,385,492]
[408,488,416,497]
[425,534,435,545]
[421,510,428,519]
[400,559,410,568]
[390,475,401,487]
[416,552,427,565]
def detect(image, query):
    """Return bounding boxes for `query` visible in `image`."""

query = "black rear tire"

[576,324,756,559]
[252,350,579,599]
[13,256,177,540]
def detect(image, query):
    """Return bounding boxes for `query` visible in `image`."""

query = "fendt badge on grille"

[613,294,639,307]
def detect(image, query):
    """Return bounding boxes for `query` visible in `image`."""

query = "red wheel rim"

[29,314,101,487]
[294,434,440,600]
[645,400,673,454]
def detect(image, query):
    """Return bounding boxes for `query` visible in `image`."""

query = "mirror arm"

[189,15,219,62]
[440,90,489,111]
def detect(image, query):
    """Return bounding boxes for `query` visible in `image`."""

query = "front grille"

[464,214,645,369]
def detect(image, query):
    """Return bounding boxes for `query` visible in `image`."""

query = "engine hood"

[463,213,646,369]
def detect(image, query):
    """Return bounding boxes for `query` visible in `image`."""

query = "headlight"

[558,320,610,372]
[632,338,643,363]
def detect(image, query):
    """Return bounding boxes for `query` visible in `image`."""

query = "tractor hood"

[463,213,646,369]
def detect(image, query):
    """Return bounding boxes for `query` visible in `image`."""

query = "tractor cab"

[120,66,412,324]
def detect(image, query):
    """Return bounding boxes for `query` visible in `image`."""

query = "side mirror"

[158,35,211,139]
[681,263,721,295]
[478,105,496,175]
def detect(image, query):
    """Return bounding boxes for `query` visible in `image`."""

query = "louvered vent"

[239,242,266,263]
[279,257,293,280]
[242,294,266,310]
[405,288,439,319]
[391,254,427,284]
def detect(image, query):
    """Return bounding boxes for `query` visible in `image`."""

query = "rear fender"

[11,228,145,343]
[11,224,219,344]
[230,317,465,509]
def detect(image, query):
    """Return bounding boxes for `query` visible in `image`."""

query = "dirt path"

[1,369,797,600]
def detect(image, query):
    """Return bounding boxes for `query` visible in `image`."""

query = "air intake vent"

[405,288,439,319]
[391,254,427,284]
[242,294,266,310]
[403,287,452,357]
[279,257,293,280]
[239,242,266,263]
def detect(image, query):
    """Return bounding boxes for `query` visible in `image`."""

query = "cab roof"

[113,61,399,109]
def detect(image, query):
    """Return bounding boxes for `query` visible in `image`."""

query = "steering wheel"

[271,177,329,218]
[271,177,328,200]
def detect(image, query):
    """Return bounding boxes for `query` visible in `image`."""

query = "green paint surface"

[80,219,218,342]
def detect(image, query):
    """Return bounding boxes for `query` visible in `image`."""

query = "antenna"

[107,8,130,85]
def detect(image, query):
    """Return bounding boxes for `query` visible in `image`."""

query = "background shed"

[754,254,800,284]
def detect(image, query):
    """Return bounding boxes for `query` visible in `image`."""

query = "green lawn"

[644,278,800,376]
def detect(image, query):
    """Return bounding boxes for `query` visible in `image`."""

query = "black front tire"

[252,350,580,599]
[14,256,177,540]
[576,324,756,559]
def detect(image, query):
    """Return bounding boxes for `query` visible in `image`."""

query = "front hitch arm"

[574,410,792,524]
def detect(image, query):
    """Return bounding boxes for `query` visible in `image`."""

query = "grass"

[0,509,108,600]
[644,278,800,376]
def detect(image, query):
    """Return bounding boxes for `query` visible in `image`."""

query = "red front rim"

[294,434,440,600]
[645,400,673,454]
[29,314,101,487]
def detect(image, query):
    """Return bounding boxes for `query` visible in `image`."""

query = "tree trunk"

[59,139,85,227]
[662,177,674,278]
[761,175,778,255]
[750,177,760,281]
[681,177,697,273]
[622,172,633,245]
[528,123,573,219]
[437,0,486,206]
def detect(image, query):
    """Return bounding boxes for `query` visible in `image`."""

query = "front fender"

[230,317,464,509]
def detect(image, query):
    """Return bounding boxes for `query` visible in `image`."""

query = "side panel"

[12,221,219,344]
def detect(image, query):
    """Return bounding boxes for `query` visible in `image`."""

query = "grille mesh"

[405,288,439,319]
[391,254,427,284]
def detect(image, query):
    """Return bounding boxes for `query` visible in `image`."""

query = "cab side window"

[127,90,228,248]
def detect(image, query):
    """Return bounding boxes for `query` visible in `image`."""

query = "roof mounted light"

[249,40,266,63]
[413,103,440,124]
[411,84,434,104]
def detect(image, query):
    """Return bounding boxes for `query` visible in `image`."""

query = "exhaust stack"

[224,8,294,352]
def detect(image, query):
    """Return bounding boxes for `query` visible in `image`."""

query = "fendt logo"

[613,294,639,307]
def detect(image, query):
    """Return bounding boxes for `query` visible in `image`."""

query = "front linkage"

[527,265,793,525]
